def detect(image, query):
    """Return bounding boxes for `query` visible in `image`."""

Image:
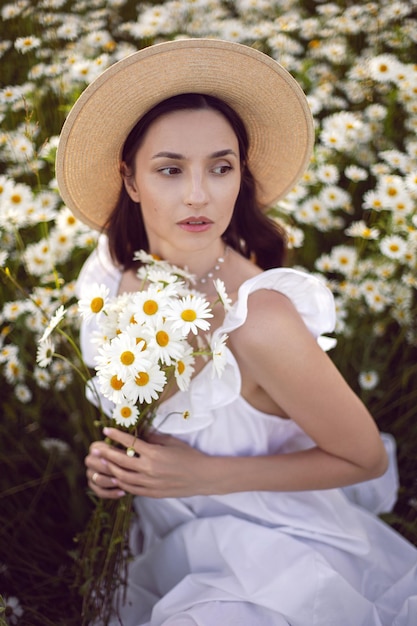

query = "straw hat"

[56,38,314,231]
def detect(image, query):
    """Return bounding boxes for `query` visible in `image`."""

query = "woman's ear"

[121,161,140,202]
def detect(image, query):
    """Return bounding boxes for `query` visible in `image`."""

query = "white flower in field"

[405,171,417,195]
[211,333,228,379]
[85,30,112,48]
[57,20,80,40]
[344,165,368,182]
[10,134,34,162]
[165,294,213,336]
[379,149,411,173]
[23,239,54,276]
[1,180,33,212]
[0,250,8,266]
[213,279,232,312]
[39,305,66,342]
[15,383,32,404]
[319,185,351,210]
[2,594,24,624]
[0,85,24,106]
[34,366,51,389]
[123,363,167,405]
[378,175,407,206]
[97,333,151,380]
[36,337,55,368]
[285,224,304,249]
[112,400,139,428]
[345,220,380,240]
[330,245,358,276]
[362,189,384,211]
[315,253,333,273]
[4,355,24,383]
[78,283,110,321]
[380,235,408,260]
[391,191,414,217]
[174,347,195,392]
[70,59,96,83]
[368,54,402,82]
[14,35,41,53]
[364,103,387,121]
[359,370,379,390]
[0,344,19,364]
[316,164,339,184]
[2,299,27,321]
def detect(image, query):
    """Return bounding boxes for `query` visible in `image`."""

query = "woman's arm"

[85,289,388,499]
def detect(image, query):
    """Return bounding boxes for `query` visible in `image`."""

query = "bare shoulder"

[231,288,311,351]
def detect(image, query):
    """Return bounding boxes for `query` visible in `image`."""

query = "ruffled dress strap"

[151,267,337,435]
[214,267,336,341]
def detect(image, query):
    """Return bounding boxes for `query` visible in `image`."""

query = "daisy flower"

[211,333,228,378]
[166,294,213,336]
[39,305,66,342]
[380,235,408,260]
[344,165,368,182]
[213,279,233,312]
[148,321,185,366]
[131,286,171,326]
[36,336,55,368]
[14,35,41,53]
[15,383,32,404]
[345,220,380,239]
[112,400,139,428]
[174,347,195,392]
[97,367,127,404]
[358,370,379,390]
[96,333,151,380]
[78,283,110,321]
[122,363,167,405]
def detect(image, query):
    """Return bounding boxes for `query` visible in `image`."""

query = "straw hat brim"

[56,38,314,231]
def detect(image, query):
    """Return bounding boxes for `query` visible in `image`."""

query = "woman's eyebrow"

[151,149,238,160]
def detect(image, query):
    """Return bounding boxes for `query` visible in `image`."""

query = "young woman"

[57,39,417,626]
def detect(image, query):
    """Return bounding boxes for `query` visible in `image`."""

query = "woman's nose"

[183,172,208,207]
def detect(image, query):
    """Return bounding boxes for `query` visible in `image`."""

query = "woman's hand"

[85,427,212,499]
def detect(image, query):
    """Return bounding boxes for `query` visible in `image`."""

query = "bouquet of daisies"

[74,250,230,624]
[79,250,230,430]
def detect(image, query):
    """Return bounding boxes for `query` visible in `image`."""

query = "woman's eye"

[212,164,232,175]
[159,166,181,176]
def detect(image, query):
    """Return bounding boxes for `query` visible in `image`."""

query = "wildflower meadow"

[1,0,416,624]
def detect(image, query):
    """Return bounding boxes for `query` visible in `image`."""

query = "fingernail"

[92,448,101,456]
[103,427,110,435]
[101,458,108,467]
[117,490,126,497]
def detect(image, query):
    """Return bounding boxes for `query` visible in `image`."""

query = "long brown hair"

[105,93,287,270]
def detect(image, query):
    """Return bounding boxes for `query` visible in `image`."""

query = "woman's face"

[122,108,241,261]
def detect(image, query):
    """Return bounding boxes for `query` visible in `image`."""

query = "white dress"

[77,236,417,626]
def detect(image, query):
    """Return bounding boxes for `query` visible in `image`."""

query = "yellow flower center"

[181,309,197,322]
[136,337,147,350]
[90,297,104,313]
[177,361,185,375]
[156,330,169,347]
[135,372,149,386]
[120,407,132,419]
[120,350,135,365]
[110,375,124,391]
[143,300,158,315]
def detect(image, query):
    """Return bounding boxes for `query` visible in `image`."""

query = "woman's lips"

[177,216,213,232]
